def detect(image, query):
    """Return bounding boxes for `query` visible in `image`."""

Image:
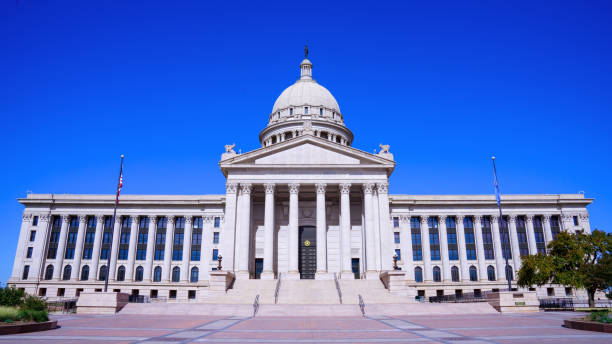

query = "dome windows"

[289,108,293,116]
[304,106,309,114]
[319,108,323,116]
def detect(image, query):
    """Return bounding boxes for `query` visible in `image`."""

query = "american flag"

[116,173,123,204]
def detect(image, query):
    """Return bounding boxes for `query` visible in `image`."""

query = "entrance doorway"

[299,226,316,279]
[254,258,263,279]
[351,258,360,279]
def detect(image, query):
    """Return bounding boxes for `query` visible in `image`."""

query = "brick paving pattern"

[0,311,610,343]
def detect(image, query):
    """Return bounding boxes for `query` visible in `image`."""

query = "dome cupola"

[260,47,353,147]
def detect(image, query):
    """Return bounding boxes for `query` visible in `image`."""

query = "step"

[339,279,416,304]
[120,302,253,316]
[277,280,341,304]
[258,304,362,316]
[200,279,277,304]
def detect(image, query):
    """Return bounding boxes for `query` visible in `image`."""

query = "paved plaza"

[0,311,611,343]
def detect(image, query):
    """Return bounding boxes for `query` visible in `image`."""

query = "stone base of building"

[486,291,539,313]
[210,271,235,292]
[76,291,129,314]
[315,272,333,280]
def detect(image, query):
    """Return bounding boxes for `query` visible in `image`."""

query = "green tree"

[518,230,612,308]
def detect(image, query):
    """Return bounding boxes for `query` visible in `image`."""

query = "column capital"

[130,215,139,222]
[240,183,253,194]
[376,182,389,194]
[420,216,429,226]
[339,183,351,194]
[474,215,483,225]
[62,214,71,223]
[114,216,121,225]
[167,215,175,225]
[203,215,213,223]
[95,214,105,223]
[508,214,517,223]
[579,213,589,220]
[226,182,238,194]
[399,215,410,223]
[491,215,499,222]
[264,183,276,194]
[315,183,327,194]
[148,215,157,224]
[22,213,33,222]
[39,214,50,223]
[439,215,447,223]
[288,183,300,194]
[362,183,375,194]
[79,215,87,224]
[185,216,193,225]
[542,214,551,223]
[525,214,534,222]
[456,215,465,222]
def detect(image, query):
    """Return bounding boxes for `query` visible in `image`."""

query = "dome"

[271,58,341,114]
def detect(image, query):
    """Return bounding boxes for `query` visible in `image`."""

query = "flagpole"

[492,156,512,291]
[104,154,124,292]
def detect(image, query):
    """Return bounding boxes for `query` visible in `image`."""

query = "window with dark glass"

[212,249,219,261]
[64,216,79,261]
[482,216,494,260]
[394,249,401,261]
[428,217,440,261]
[191,217,202,261]
[26,247,33,259]
[100,248,110,260]
[135,266,144,282]
[533,216,546,254]
[81,265,89,281]
[463,217,476,260]
[82,216,96,262]
[64,247,74,259]
[573,216,579,226]
[83,247,92,260]
[47,216,62,259]
[393,217,399,228]
[411,217,422,261]
[214,217,220,228]
[44,265,54,280]
[116,266,125,281]
[469,266,477,281]
[433,266,441,282]
[516,216,529,256]
[550,215,561,238]
[414,267,423,282]
[212,232,219,244]
[136,217,148,261]
[118,216,131,261]
[172,217,185,261]
[118,248,128,260]
[154,217,167,261]
[190,267,199,283]
[32,216,38,226]
[22,265,29,280]
[487,265,496,281]
[505,265,513,281]
[451,266,459,282]
[153,266,162,282]
[446,217,458,261]
[100,216,114,263]
[172,266,180,282]
[394,232,400,244]
[99,265,108,281]
[30,230,36,242]
[62,265,71,280]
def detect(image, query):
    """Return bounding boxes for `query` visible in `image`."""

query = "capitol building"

[8,54,593,303]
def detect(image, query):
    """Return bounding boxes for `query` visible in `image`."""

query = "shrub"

[22,295,46,312]
[0,306,20,322]
[589,310,612,324]
[0,287,25,307]
[18,309,48,323]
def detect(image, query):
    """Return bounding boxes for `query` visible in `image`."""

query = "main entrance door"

[299,226,316,279]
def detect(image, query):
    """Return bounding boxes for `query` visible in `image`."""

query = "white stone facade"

[7,55,594,302]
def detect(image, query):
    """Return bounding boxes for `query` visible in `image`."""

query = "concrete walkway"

[0,311,610,343]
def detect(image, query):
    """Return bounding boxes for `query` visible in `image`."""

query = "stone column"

[71,215,87,280]
[456,215,469,282]
[363,183,377,277]
[399,215,414,280]
[543,214,553,245]
[89,214,104,282]
[126,215,139,281]
[580,213,591,234]
[438,215,450,282]
[31,214,50,281]
[340,183,353,279]
[53,215,70,280]
[377,183,393,271]
[421,216,432,281]
[162,216,175,282]
[181,216,193,282]
[221,182,238,271]
[525,215,537,255]
[144,216,156,281]
[474,216,488,281]
[262,183,275,280]
[491,215,505,281]
[200,216,214,281]
[11,213,32,280]
[315,183,328,278]
[508,215,521,273]
[237,183,252,279]
[287,183,300,278]
[372,190,381,270]
[109,216,121,281]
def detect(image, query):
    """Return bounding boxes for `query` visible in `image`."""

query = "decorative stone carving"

[399,215,410,223]
[185,216,192,225]
[149,216,157,226]
[79,215,87,224]
[456,215,465,222]
[439,215,447,223]
[264,183,275,194]
[339,183,351,194]
[491,215,499,222]
[240,183,252,194]
[542,214,551,223]
[22,213,32,222]
[508,215,516,224]
[203,216,213,223]
[474,215,483,225]
[221,143,237,160]
[226,182,238,194]
[377,144,394,160]
[302,120,314,135]
[130,215,138,223]
[420,216,429,226]
[579,213,589,220]
[525,214,534,222]
[167,216,175,225]
[362,183,375,195]
[288,183,300,194]
[315,183,327,194]
[62,214,71,223]
[377,182,388,194]
[39,214,50,223]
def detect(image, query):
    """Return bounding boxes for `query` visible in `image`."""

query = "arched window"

[190,267,199,283]
[117,266,125,281]
[469,266,478,281]
[45,265,54,280]
[99,265,108,281]
[135,266,144,282]
[451,266,459,282]
[487,265,496,281]
[153,266,162,282]
[320,132,329,140]
[81,265,89,281]
[62,265,72,280]
[172,266,180,282]
[433,266,441,282]
[414,267,423,282]
[505,265,513,281]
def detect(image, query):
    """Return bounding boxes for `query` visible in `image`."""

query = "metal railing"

[47,298,77,313]
[539,298,612,310]
[358,294,365,317]
[253,294,260,317]
[128,295,149,303]
[274,272,281,304]
[334,272,343,304]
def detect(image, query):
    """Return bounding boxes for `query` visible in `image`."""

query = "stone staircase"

[339,279,417,304]
[277,279,340,304]
[200,279,276,304]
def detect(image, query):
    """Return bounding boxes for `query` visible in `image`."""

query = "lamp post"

[217,255,223,271]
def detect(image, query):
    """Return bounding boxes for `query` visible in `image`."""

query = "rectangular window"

[30,230,36,242]
[411,217,422,261]
[136,249,146,260]
[173,249,183,261]
[32,216,38,226]
[103,232,111,244]
[65,247,74,259]
[100,248,109,260]
[212,249,219,261]
[82,248,92,259]
[448,249,458,260]
[156,233,165,245]
[214,217,220,228]
[26,247,33,259]
[138,233,147,244]
[394,232,400,244]
[466,249,476,260]
[120,233,130,244]
[174,233,184,245]
[85,232,95,244]
[533,216,546,254]
[67,232,77,244]
[393,217,399,228]
[154,249,164,260]
[482,216,494,260]
[192,233,202,245]
[212,232,219,244]
[394,249,401,261]
[191,247,201,261]
[118,248,128,260]
[573,216,579,226]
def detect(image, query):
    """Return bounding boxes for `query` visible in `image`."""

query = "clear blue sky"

[1,1,610,283]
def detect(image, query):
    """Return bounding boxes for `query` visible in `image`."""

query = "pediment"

[220,135,395,170]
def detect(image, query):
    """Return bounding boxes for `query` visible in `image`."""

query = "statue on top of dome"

[304,44,309,59]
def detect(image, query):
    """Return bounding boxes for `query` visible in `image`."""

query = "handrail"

[274,272,281,304]
[358,294,365,317]
[334,272,342,304]
[253,294,260,317]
